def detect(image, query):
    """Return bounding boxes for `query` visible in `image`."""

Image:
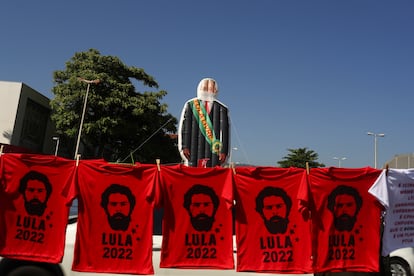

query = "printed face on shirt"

[261,195,290,234]
[262,195,288,220]
[101,184,136,231]
[189,193,216,231]
[19,171,52,216]
[255,187,292,234]
[107,193,131,216]
[107,193,131,228]
[333,194,357,217]
[24,180,48,215]
[190,194,215,217]
[333,195,358,231]
[327,185,362,232]
[183,184,219,232]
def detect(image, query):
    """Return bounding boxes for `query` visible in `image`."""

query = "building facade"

[385,153,414,169]
[0,81,56,154]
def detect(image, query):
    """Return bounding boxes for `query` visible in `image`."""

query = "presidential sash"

[190,99,222,154]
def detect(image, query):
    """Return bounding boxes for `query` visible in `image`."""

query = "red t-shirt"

[72,160,157,275]
[234,166,313,273]
[157,164,234,269]
[298,167,382,273]
[0,153,76,263]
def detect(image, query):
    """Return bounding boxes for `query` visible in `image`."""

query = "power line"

[120,118,173,163]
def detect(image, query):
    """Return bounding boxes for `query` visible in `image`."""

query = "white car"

[390,247,414,276]
[0,209,411,276]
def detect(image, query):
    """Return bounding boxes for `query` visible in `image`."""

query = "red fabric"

[0,154,76,263]
[157,164,234,269]
[298,167,382,273]
[72,160,157,275]
[234,167,313,273]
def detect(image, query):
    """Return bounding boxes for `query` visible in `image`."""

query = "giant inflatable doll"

[178,78,230,167]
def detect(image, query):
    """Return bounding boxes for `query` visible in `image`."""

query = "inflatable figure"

[178,78,230,167]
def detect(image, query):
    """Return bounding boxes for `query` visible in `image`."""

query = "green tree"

[50,49,179,163]
[277,147,325,168]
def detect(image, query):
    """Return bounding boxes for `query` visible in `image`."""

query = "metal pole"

[367,132,385,169]
[74,78,99,159]
[374,135,378,169]
[53,137,60,156]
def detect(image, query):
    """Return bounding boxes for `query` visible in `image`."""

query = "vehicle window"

[153,208,163,235]
[69,198,78,217]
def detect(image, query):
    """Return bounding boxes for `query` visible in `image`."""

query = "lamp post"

[367,132,385,169]
[74,78,100,159]
[52,136,60,156]
[333,157,346,168]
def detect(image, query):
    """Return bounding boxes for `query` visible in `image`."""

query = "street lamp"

[52,136,60,156]
[74,78,100,159]
[333,157,346,168]
[367,132,385,169]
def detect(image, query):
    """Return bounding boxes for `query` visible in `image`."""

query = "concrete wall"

[0,81,21,144]
[386,153,414,169]
[0,81,56,154]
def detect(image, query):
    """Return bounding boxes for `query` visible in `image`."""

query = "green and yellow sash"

[190,99,222,154]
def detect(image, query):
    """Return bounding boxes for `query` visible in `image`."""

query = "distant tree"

[277,147,325,168]
[50,49,179,163]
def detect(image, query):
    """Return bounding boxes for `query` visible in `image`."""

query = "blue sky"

[1,0,413,167]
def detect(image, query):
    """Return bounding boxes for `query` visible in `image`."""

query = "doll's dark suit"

[180,99,229,167]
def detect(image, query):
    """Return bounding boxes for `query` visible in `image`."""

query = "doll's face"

[197,78,218,101]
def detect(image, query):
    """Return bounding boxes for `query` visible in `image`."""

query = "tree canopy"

[50,49,179,163]
[277,147,325,168]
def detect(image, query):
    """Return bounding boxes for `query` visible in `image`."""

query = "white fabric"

[369,170,389,208]
[369,168,414,255]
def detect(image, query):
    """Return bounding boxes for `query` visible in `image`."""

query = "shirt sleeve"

[368,169,389,208]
